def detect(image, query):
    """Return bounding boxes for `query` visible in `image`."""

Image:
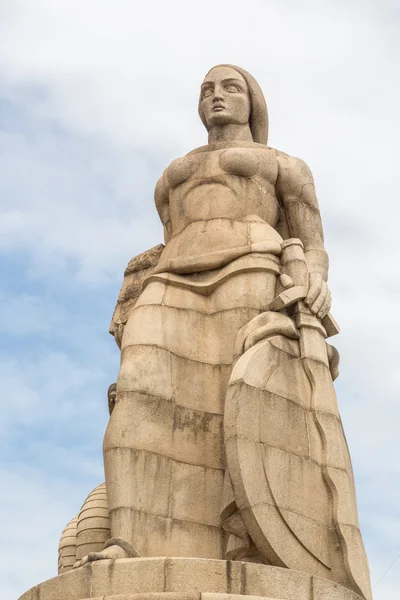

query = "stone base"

[19,558,362,600]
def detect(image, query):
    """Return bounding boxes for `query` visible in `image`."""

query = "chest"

[166,147,279,191]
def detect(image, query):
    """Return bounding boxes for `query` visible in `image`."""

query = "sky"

[0,1,399,598]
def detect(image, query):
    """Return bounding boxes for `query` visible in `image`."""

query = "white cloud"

[0,464,102,599]
[0,317,112,599]
[0,128,164,285]
[0,292,62,335]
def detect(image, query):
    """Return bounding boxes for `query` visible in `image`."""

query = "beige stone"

[109,244,164,348]
[103,396,225,469]
[120,303,261,365]
[18,558,364,600]
[165,558,242,594]
[225,317,370,596]
[170,462,224,526]
[58,515,78,573]
[58,484,111,573]
[242,563,312,600]
[20,65,372,600]
[76,483,110,560]
[312,576,364,600]
[90,558,166,596]
[202,596,282,600]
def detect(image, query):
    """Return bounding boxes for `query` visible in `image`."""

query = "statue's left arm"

[276,153,331,319]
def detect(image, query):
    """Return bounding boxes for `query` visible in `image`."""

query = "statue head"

[108,383,117,416]
[198,64,269,144]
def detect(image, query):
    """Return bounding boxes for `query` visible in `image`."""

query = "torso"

[154,142,284,274]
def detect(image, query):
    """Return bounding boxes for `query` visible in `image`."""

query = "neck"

[208,123,253,144]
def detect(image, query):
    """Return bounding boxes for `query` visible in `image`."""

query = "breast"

[219,147,278,182]
[167,155,197,189]
[219,148,260,178]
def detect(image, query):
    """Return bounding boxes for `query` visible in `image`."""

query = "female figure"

[76,65,371,600]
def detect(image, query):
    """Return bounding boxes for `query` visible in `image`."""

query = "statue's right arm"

[154,172,172,245]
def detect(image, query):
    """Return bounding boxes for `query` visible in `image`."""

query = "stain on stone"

[172,405,217,436]
[226,559,232,593]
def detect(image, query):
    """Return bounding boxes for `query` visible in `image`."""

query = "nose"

[213,85,224,102]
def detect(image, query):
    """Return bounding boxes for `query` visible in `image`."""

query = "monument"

[19,65,372,600]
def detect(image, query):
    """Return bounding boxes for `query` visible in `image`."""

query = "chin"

[208,112,232,126]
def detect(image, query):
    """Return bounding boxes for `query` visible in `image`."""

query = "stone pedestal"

[19,557,363,600]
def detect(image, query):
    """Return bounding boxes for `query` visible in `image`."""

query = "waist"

[145,252,281,296]
[169,181,279,231]
[152,218,283,276]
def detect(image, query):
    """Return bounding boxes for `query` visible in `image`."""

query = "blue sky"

[1,1,400,598]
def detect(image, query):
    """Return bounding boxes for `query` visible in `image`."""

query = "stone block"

[312,576,363,599]
[102,595,200,600]
[166,517,223,559]
[259,392,309,458]
[20,566,91,600]
[18,558,368,600]
[265,358,311,408]
[242,563,312,600]
[202,595,281,600]
[104,392,224,470]
[171,354,229,415]
[225,436,275,510]
[165,558,241,594]
[261,445,330,525]
[105,447,172,518]
[118,345,173,400]
[170,462,224,527]
[224,382,262,442]
[91,558,166,596]
[121,304,239,366]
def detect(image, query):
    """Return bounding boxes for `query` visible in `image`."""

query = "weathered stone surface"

[225,321,370,595]
[90,558,166,596]
[58,515,78,573]
[312,576,364,600]
[21,65,371,600]
[19,558,364,600]
[109,244,164,348]
[76,484,110,561]
[242,563,311,600]
[58,484,111,573]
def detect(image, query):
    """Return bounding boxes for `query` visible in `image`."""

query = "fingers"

[73,552,102,568]
[310,280,328,315]
[318,288,332,319]
[73,558,86,569]
[305,273,322,308]
[87,552,103,563]
[305,273,332,319]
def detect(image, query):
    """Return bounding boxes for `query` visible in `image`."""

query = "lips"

[213,103,225,111]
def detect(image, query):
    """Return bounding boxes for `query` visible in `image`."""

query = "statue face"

[200,66,251,129]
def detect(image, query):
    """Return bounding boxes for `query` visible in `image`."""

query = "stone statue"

[20,65,372,600]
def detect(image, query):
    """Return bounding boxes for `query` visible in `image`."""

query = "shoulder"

[273,149,315,196]
[154,168,170,221]
[274,149,313,179]
[154,170,168,201]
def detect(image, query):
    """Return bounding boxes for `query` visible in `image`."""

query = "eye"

[225,84,240,93]
[202,88,213,99]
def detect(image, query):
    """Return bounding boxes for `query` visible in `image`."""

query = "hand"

[305,273,331,319]
[73,544,128,568]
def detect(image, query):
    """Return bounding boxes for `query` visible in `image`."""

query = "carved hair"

[198,64,269,145]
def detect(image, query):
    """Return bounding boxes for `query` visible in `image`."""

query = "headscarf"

[198,64,269,145]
